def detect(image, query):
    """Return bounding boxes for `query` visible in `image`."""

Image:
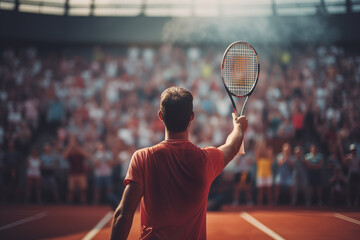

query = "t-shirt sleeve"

[124,150,145,186]
[203,147,224,179]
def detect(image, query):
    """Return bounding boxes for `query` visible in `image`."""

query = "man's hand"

[233,113,248,134]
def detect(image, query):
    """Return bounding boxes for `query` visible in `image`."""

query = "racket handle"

[238,96,248,155]
[238,139,245,155]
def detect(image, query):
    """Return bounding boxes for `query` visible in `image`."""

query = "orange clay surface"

[0,205,359,240]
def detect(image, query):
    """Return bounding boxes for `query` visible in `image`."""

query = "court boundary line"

[0,211,47,231]
[240,212,286,240]
[82,211,113,240]
[334,213,360,225]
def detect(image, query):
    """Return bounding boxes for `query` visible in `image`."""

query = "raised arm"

[218,113,248,168]
[76,145,91,159]
[110,181,143,240]
[63,143,75,159]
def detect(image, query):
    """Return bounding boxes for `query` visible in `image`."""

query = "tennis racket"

[221,41,260,155]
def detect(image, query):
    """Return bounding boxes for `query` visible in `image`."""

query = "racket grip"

[238,139,245,155]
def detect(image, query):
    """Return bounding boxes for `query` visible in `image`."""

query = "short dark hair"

[160,87,193,133]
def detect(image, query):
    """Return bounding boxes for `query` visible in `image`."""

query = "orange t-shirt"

[125,139,224,240]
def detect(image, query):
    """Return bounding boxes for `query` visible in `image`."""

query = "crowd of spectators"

[0,43,359,207]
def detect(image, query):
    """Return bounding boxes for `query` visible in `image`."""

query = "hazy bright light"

[94,0,142,5]
[2,0,355,16]
[0,1,15,10]
[41,6,65,15]
[69,0,91,5]
[276,0,320,3]
[94,8,142,16]
[68,7,91,16]
[23,0,65,3]
[326,5,347,13]
[145,8,192,17]
[277,7,318,15]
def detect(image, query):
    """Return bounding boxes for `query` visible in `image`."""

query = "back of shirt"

[125,139,224,240]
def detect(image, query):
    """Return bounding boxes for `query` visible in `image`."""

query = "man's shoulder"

[201,145,222,153]
[132,142,166,157]
[133,141,218,158]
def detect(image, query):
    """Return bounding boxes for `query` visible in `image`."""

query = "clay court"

[1,1,360,240]
[1,205,359,240]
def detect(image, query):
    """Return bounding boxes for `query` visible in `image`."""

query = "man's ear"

[187,111,195,128]
[158,110,163,121]
[190,111,195,121]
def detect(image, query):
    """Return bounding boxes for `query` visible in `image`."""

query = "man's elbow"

[113,209,128,226]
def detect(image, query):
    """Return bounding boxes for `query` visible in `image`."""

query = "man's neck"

[165,129,189,140]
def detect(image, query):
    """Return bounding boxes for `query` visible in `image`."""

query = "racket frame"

[221,41,260,116]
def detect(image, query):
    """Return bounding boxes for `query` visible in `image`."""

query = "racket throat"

[240,96,249,116]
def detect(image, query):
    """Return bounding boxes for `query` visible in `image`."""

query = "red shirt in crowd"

[125,139,224,240]
[292,112,304,130]
[67,151,86,174]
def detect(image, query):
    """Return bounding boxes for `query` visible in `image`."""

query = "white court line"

[240,212,286,240]
[0,211,47,231]
[82,211,113,240]
[334,213,360,225]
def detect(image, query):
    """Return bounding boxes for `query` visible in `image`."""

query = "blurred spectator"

[324,148,341,202]
[63,135,90,204]
[277,117,295,140]
[0,123,4,146]
[119,150,132,188]
[305,144,324,205]
[343,144,360,207]
[292,104,305,146]
[46,96,64,134]
[303,102,320,145]
[326,148,341,180]
[57,122,67,147]
[255,140,274,206]
[24,96,40,131]
[7,102,22,125]
[92,141,113,204]
[3,141,21,202]
[40,143,59,202]
[274,143,294,205]
[108,148,133,210]
[267,107,282,139]
[0,147,3,200]
[54,142,69,203]
[16,122,32,156]
[329,166,347,206]
[232,145,254,206]
[25,148,41,203]
[292,146,308,205]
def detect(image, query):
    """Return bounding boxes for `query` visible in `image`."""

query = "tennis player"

[110,86,247,240]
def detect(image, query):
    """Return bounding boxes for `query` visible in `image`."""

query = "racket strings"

[223,43,258,97]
